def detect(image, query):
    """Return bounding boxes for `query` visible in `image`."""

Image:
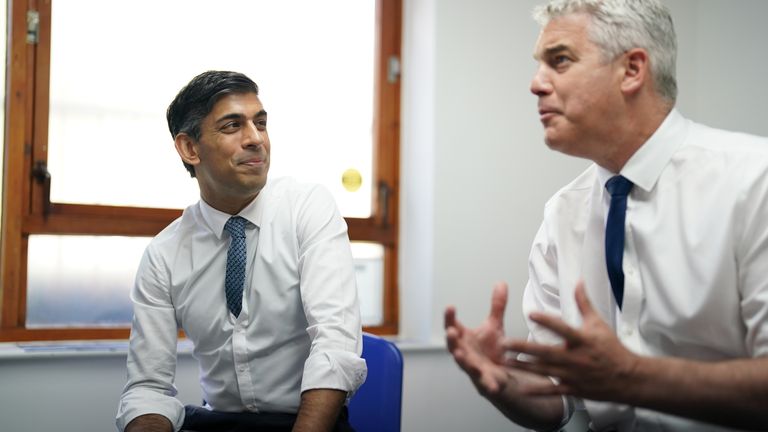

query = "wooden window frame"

[0,0,401,342]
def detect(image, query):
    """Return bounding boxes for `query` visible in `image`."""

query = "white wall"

[0,353,202,431]
[2,1,768,431]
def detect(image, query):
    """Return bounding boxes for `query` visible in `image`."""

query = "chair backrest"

[348,333,404,432]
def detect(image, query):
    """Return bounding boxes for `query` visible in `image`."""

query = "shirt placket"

[232,313,259,411]
[617,201,645,354]
[232,228,259,412]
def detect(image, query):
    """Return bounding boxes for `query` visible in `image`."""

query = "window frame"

[0,0,401,341]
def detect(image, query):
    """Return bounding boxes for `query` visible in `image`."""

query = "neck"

[598,99,673,173]
[200,190,260,215]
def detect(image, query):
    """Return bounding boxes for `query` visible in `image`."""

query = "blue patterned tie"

[224,216,247,317]
[605,175,633,310]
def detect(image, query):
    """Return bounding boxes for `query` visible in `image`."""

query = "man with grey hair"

[445,1,768,431]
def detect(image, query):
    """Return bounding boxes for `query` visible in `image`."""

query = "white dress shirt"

[523,110,768,431]
[116,177,367,431]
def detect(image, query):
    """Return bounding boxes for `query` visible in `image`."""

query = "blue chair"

[348,333,404,432]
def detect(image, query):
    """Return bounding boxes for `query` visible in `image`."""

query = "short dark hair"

[166,70,260,177]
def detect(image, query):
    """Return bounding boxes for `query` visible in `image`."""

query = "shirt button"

[622,327,634,337]
[239,365,246,372]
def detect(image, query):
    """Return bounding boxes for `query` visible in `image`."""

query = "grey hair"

[533,0,677,102]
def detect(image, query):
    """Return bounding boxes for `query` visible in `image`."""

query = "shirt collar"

[598,109,689,193]
[198,181,270,239]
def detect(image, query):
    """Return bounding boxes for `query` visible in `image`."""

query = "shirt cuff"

[533,377,576,432]
[301,349,367,401]
[116,388,186,432]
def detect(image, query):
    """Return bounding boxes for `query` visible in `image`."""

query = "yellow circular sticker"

[341,168,363,192]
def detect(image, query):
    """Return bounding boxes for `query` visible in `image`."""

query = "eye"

[255,119,268,131]
[552,55,571,67]
[220,121,241,133]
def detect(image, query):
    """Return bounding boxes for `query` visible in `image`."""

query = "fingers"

[444,306,468,335]
[527,312,583,347]
[444,307,465,354]
[478,369,503,395]
[573,280,596,319]
[504,349,578,392]
[445,300,506,396]
[489,282,509,327]
[444,306,458,329]
[456,350,504,396]
[517,380,570,397]
[504,338,573,368]
[506,355,567,376]
[522,280,595,347]
[445,324,459,350]
[445,330,498,393]
[505,339,556,359]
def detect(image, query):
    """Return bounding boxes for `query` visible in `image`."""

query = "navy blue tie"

[605,176,633,310]
[224,216,247,317]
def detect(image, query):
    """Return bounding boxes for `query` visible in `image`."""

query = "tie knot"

[605,175,633,198]
[224,216,247,238]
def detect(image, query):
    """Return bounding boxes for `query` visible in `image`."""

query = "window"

[0,0,401,341]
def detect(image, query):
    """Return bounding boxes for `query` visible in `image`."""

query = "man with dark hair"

[117,70,366,432]
[445,1,768,431]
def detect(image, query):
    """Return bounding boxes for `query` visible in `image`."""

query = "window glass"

[47,0,375,217]
[26,235,150,327]
[352,242,384,326]
[27,236,383,327]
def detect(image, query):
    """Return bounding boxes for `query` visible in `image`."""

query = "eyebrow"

[534,44,571,60]
[214,109,268,124]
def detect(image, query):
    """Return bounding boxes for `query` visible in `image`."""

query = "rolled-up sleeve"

[736,163,768,358]
[116,247,185,431]
[295,185,367,396]
[523,218,576,429]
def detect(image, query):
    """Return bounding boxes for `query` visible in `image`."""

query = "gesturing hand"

[504,280,640,402]
[444,282,512,397]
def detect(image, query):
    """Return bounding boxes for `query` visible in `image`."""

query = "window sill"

[0,337,446,360]
[0,339,194,360]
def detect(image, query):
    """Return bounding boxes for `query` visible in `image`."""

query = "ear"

[620,48,650,95]
[174,133,201,167]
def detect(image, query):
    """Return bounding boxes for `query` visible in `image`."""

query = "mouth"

[237,155,267,167]
[538,107,560,123]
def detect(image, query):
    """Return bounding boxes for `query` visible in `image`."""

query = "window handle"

[378,180,391,228]
[32,160,53,218]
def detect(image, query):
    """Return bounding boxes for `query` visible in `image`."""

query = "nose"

[242,121,266,148]
[530,64,553,97]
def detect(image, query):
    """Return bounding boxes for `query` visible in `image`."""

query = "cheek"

[562,92,601,123]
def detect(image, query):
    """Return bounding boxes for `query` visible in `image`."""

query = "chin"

[250,178,268,192]
[544,136,565,152]
[544,133,580,156]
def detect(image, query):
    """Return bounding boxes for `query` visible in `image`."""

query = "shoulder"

[677,120,768,185]
[145,203,203,258]
[266,176,335,207]
[682,120,768,160]
[543,164,598,216]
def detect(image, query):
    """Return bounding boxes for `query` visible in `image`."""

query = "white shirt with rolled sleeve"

[523,110,768,431]
[116,176,367,431]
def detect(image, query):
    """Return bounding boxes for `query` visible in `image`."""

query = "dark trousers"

[181,405,355,432]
